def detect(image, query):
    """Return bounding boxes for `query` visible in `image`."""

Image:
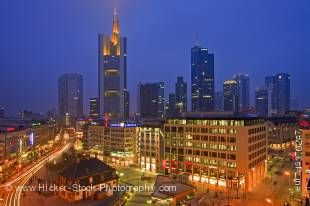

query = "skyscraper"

[58,73,83,119]
[214,91,224,112]
[138,82,164,119]
[276,73,290,115]
[223,80,238,113]
[255,88,268,117]
[191,46,214,112]
[234,74,250,112]
[175,76,187,115]
[166,93,176,117]
[98,10,128,120]
[265,73,291,116]
[0,107,4,118]
[89,98,100,119]
[265,76,277,116]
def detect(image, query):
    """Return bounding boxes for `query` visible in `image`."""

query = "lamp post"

[266,198,273,206]
[284,171,291,187]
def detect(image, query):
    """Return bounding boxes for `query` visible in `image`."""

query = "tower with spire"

[99,9,129,120]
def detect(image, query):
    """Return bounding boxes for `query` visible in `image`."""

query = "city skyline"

[0,0,309,115]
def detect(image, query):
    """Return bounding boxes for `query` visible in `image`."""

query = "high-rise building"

[214,91,224,112]
[58,73,83,119]
[255,88,268,117]
[98,10,128,120]
[166,93,176,117]
[223,80,239,113]
[191,46,214,112]
[163,117,267,192]
[138,82,165,119]
[265,73,290,116]
[276,73,290,115]
[234,74,250,112]
[0,107,4,118]
[175,76,187,115]
[89,98,100,119]
[265,76,277,116]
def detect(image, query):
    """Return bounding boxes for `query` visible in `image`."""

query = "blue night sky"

[0,0,309,115]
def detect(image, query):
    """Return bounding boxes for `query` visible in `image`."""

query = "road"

[0,142,71,206]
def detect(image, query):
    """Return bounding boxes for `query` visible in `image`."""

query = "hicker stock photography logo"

[294,130,302,192]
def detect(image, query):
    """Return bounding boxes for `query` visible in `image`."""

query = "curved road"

[0,143,71,206]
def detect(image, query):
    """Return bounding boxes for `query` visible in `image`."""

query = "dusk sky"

[0,0,309,115]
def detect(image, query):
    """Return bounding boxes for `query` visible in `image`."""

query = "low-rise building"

[58,158,118,202]
[152,175,195,206]
[83,122,138,166]
[163,117,268,193]
[267,116,298,150]
[300,111,310,200]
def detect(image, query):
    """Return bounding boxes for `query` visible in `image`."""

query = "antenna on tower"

[113,8,117,16]
[195,32,200,46]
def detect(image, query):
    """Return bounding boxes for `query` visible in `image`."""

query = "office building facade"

[191,46,214,112]
[163,117,267,192]
[138,82,165,119]
[175,76,187,115]
[89,98,100,119]
[234,74,250,112]
[255,88,268,117]
[98,10,128,119]
[223,80,239,113]
[58,73,83,119]
[265,73,290,116]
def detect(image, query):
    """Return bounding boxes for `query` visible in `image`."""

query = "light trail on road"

[1,143,71,206]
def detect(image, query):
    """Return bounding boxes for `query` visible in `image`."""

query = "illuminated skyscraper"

[89,97,100,119]
[98,10,128,119]
[265,73,291,116]
[175,76,187,115]
[58,73,83,119]
[191,46,214,112]
[223,80,239,113]
[138,82,165,119]
[234,74,250,112]
[255,88,268,117]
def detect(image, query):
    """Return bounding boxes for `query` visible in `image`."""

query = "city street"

[0,142,71,206]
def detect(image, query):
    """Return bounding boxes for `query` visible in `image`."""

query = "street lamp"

[266,198,273,205]
[284,171,291,187]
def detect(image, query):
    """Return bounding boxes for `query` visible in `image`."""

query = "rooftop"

[152,175,194,199]
[59,158,116,180]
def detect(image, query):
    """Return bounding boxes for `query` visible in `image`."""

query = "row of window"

[248,155,266,169]
[248,140,266,152]
[165,127,237,134]
[249,148,266,161]
[248,134,266,143]
[166,119,245,126]
[248,127,266,135]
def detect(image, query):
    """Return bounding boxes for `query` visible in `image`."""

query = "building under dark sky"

[98,10,128,120]
[255,88,268,117]
[138,82,164,119]
[234,74,250,112]
[223,80,238,113]
[265,73,291,116]
[58,73,83,119]
[175,76,187,115]
[0,1,309,115]
[191,46,215,112]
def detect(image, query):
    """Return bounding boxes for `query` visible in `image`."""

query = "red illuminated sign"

[6,127,15,132]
